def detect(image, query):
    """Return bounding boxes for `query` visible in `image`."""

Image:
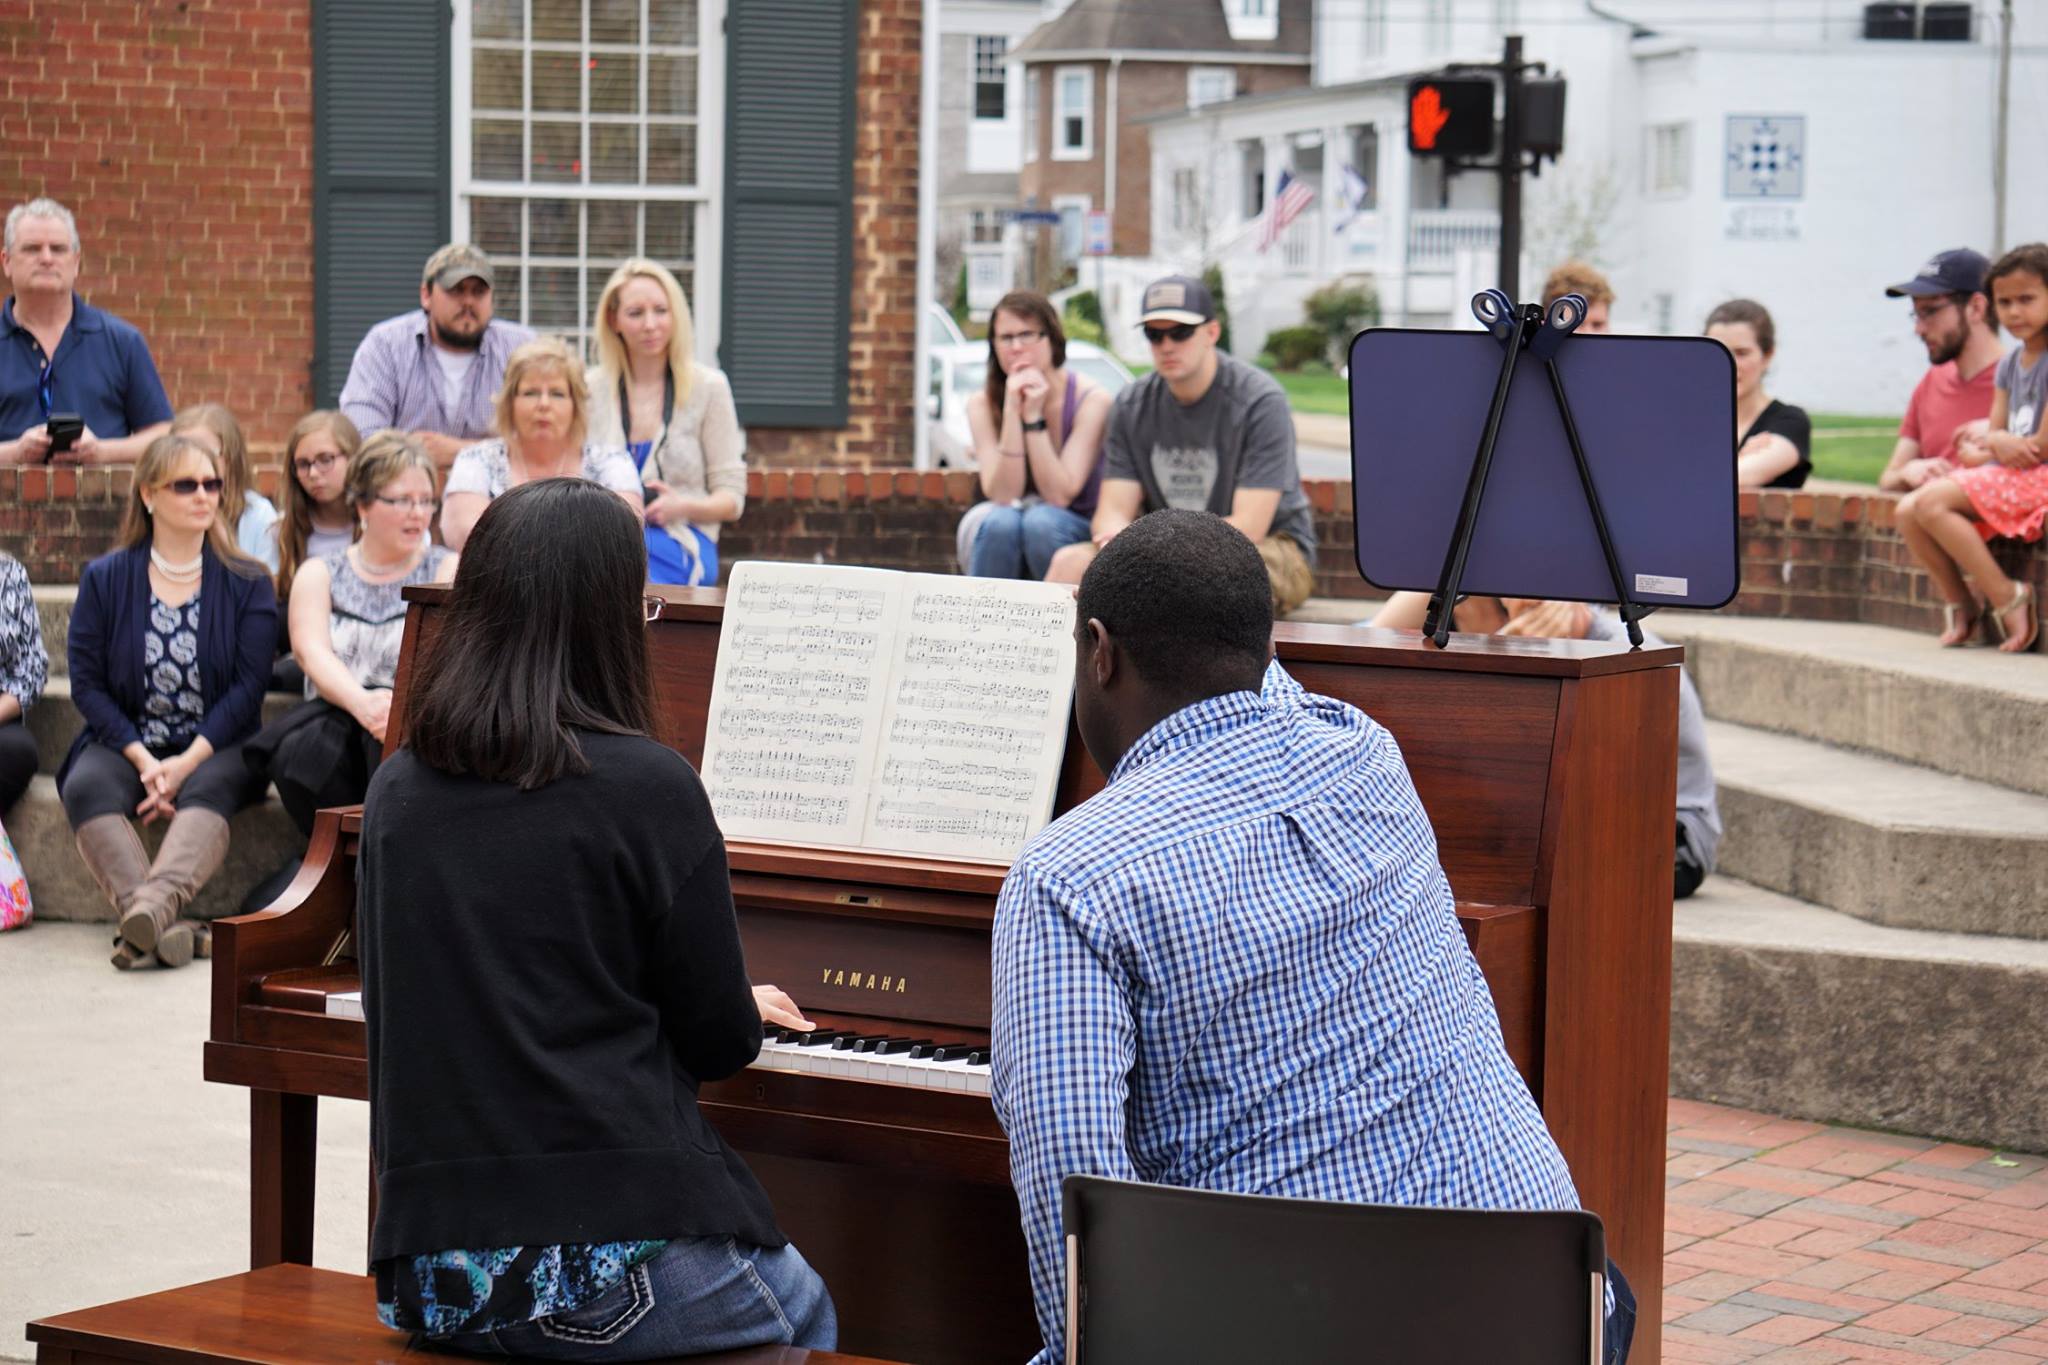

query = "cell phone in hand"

[643,484,661,506]
[45,413,83,458]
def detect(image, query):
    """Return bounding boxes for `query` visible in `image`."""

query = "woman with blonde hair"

[586,259,746,585]
[246,431,456,844]
[439,335,641,552]
[170,403,281,572]
[61,433,276,969]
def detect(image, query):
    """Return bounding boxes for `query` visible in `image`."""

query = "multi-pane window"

[969,207,1004,244]
[1225,0,1278,41]
[1023,68,1039,161]
[1054,66,1092,159]
[1240,140,1265,218]
[974,36,1007,121]
[1364,0,1387,56]
[1646,122,1691,195]
[462,0,711,355]
[1172,166,1202,233]
[1347,125,1380,211]
[1188,66,1236,109]
[1426,0,1451,51]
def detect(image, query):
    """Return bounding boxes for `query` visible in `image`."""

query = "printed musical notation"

[730,579,888,624]
[892,678,1055,716]
[887,715,1044,760]
[728,621,880,666]
[900,636,1062,676]
[715,750,859,789]
[879,757,1035,802]
[715,706,866,747]
[724,663,872,704]
[908,590,1072,636]
[715,791,852,828]
[872,800,1030,845]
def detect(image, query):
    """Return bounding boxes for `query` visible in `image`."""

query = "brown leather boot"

[128,808,230,969]
[77,815,153,964]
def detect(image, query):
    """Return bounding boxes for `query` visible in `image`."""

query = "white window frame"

[971,35,1008,123]
[1052,192,1092,260]
[1224,0,1279,42]
[1645,121,1691,197]
[1364,0,1387,57]
[1171,165,1203,233]
[450,0,726,360]
[1426,0,1451,52]
[1187,65,1237,110]
[1053,65,1093,161]
[1023,67,1040,162]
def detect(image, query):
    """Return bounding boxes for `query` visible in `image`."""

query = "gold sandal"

[1990,582,2039,653]
[1940,594,1985,647]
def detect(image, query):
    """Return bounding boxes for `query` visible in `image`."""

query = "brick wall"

[19,471,2045,643]
[0,0,316,448]
[745,0,923,469]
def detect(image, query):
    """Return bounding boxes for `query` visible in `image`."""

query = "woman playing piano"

[356,477,836,1359]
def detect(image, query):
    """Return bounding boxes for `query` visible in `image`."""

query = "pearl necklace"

[354,543,415,576]
[150,546,203,582]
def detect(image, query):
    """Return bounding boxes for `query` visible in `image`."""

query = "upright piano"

[206,584,1678,1364]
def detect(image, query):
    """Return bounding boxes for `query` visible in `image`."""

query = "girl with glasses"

[274,410,364,619]
[60,433,276,970]
[961,291,1113,581]
[247,432,456,861]
[586,259,747,587]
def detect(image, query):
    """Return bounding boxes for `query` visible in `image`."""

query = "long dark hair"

[982,290,1068,428]
[404,478,654,789]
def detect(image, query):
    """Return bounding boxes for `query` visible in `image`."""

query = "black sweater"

[359,731,782,1260]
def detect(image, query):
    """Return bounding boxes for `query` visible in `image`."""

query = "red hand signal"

[1411,85,1452,151]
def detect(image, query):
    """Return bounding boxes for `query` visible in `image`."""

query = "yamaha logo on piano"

[822,968,909,993]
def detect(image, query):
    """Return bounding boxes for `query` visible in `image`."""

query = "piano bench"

[26,1262,910,1365]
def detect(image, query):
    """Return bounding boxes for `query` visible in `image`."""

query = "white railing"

[1280,207,1320,274]
[1408,209,1500,271]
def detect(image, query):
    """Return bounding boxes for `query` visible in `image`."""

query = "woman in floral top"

[0,550,47,817]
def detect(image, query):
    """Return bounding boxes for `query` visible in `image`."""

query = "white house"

[935,0,1045,318]
[1137,0,2045,414]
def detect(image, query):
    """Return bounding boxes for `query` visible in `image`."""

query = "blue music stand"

[1349,292,1739,647]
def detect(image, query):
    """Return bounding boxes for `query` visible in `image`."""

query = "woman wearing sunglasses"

[61,433,276,969]
[961,290,1113,580]
[247,432,455,870]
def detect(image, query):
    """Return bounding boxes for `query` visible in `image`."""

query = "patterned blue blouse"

[376,1240,668,1337]
[138,592,204,754]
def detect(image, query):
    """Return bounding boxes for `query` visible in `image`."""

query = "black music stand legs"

[1423,291,1646,650]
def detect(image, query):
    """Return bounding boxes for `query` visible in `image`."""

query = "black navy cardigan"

[358,731,785,1260]
[61,542,277,784]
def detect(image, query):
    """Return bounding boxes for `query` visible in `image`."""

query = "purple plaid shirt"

[337,310,533,441]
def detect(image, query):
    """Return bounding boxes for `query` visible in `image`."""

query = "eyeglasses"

[643,594,666,624]
[372,495,440,512]
[1143,322,1199,346]
[1911,299,1961,324]
[994,328,1045,349]
[293,451,344,475]
[162,477,224,496]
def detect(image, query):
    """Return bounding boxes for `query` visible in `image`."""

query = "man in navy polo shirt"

[0,198,172,466]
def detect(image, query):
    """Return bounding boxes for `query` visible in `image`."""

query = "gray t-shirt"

[1996,345,2048,438]
[1102,352,1316,557]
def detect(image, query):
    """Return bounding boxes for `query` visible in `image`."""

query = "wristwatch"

[1021,418,1049,433]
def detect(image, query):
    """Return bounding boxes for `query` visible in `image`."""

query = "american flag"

[1258,169,1317,253]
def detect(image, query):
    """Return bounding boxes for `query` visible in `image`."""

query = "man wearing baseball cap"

[1044,273,1317,614]
[338,242,535,468]
[1878,248,2000,492]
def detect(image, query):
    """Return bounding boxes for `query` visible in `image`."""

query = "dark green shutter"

[721,0,858,428]
[311,0,452,407]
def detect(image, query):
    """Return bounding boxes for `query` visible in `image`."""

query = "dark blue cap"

[1885,249,1989,298]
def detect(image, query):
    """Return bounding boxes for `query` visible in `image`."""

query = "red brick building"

[0,0,920,468]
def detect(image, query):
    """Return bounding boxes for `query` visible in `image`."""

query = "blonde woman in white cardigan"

[585,260,746,585]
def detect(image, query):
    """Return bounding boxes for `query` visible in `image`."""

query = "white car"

[925,340,1136,469]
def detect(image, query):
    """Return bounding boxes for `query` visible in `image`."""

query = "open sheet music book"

[700,561,1078,865]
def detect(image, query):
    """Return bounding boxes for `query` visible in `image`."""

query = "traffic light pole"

[1498,34,1524,300]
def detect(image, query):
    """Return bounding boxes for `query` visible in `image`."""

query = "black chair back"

[1061,1176,1605,1364]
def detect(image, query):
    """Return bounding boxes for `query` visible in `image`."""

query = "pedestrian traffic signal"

[1406,77,1495,158]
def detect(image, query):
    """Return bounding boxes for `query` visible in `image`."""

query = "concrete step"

[1656,613,2048,797]
[8,775,302,925]
[1672,877,2048,1153]
[33,584,73,678]
[23,679,302,775]
[1707,718,2048,939]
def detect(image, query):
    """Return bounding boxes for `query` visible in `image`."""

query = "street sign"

[1082,210,1111,256]
[1406,76,1495,158]
[1010,209,1062,225]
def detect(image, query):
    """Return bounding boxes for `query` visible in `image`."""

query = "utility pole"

[1994,0,2013,254]
[1498,34,1525,299]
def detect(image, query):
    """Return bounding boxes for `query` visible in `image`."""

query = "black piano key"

[931,1045,978,1063]
[874,1038,928,1055]
[908,1042,946,1059]
[797,1031,853,1048]
[852,1035,906,1054]
[965,1050,990,1067]
[835,1033,890,1051]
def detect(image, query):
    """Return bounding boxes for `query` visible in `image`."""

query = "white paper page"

[701,562,900,846]
[865,574,1077,862]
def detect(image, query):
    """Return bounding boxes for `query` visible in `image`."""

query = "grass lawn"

[1257,361,1900,485]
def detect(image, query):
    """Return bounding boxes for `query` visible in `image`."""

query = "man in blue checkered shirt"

[991,510,1634,1363]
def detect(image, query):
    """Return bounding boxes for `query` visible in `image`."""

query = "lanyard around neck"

[619,371,676,448]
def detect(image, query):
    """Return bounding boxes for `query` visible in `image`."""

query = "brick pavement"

[1665,1098,2048,1363]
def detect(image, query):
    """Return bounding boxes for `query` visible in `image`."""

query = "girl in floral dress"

[1896,243,2048,652]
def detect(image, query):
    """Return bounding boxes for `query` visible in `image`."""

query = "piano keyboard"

[317,997,988,1095]
[751,1029,993,1095]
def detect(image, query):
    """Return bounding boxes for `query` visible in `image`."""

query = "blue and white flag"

[1334,163,1371,232]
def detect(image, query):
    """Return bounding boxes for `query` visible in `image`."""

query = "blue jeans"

[969,501,1092,581]
[435,1236,836,1362]
[1606,1258,1637,1365]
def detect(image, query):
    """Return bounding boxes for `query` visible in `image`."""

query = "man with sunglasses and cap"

[339,243,534,470]
[1879,248,2000,493]
[0,197,172,466]
[1044,274,1317,614]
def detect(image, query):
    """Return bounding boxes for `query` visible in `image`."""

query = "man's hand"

[3,424,52,465]
[47,424,98,466]
[1497,599,1593,641]
[1898,457,1949,489]
[752,984,815,1032]
[410,430,468,463]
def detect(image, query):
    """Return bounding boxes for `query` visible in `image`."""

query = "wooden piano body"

[206,584,1678,1364]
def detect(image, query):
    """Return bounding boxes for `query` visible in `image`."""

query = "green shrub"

[1203,263,1232,353]
[951,262,969,321]
[1062,309,1106,346]
[1303,278,1379,362]
[1263,325,1326,371]
[1067,289,1103,327]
